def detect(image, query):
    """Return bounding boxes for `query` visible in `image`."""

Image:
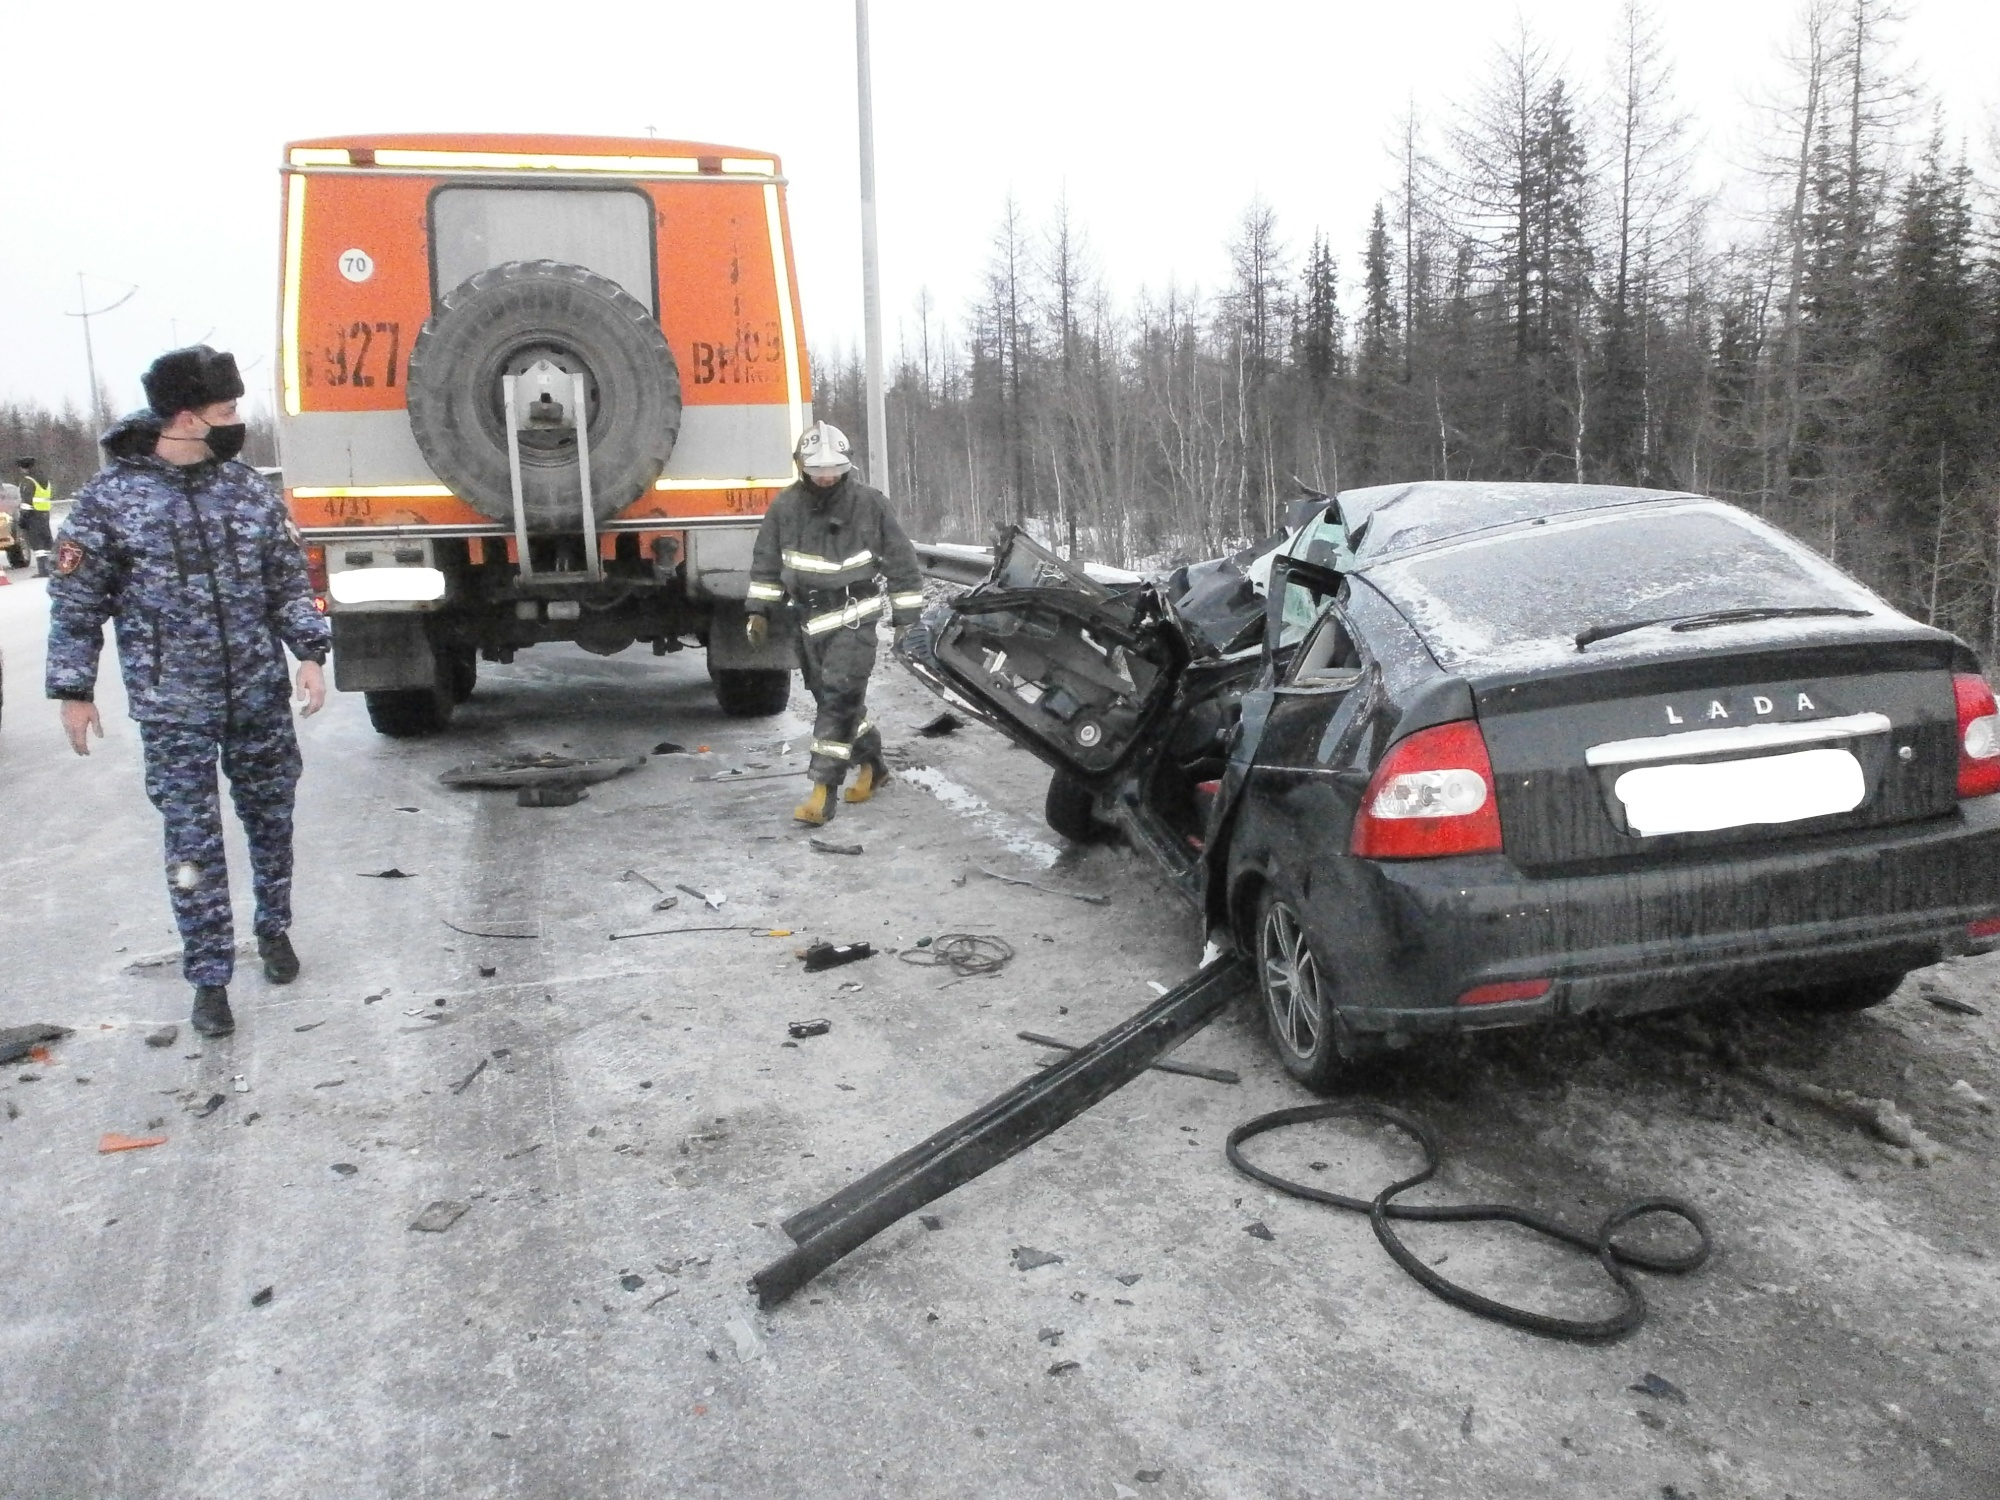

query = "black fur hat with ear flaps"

[141,345,245,419]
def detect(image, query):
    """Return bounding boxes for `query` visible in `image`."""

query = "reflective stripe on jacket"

[746,475,924,625]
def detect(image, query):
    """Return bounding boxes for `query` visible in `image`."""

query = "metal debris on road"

[0,1024,70,1066]
[1629,1372,1687,1403]
[609,924,759,941]
[98,1132,168,1154]
[1925,992,1982,1016]
[395,806,420,812]
[653,741,688,755]
[250,1286,274,1308]
[809,836,864,856]
[974,865,1109,905]
[1115,1273,1142,1286]
[901,933,1014,979]
[313,1078,346,1089]
[620,1273,646,1292]
[1017,1031,1239,1085]
[788,1018,832,1039]
[1011,1247,1063,1271]
[503,1142,543,1160]
[698,767,808,783]
[802,941,874,972]
[232,1075,250,1093]
[913,711,965,738]
[439,752,646,790]
[451,1058,490,1095]
[145,1026,179,1049]
[920,1215,943,1231]
[1244,1221,1275,1241]
[359,869,416,879]
[332,1163,359,1177]
[442,918,542,940]
[1037,1327,1062,1344]
[644,1287,680,1310]
[292,1021,323,1033]
[676,884,727,909]
[1047,1360,1080,1376]
[191,1094,226,1118]
[409,1200,471,1233]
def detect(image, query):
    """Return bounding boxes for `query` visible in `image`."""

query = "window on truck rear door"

[428,186,658,313]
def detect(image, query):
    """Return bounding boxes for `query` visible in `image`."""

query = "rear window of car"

[1367,503,1881,672]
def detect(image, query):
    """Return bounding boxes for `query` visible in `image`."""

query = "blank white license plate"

[1613,747,1866,837]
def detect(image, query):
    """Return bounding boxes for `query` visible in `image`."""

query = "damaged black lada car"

[899,482,2000,1090]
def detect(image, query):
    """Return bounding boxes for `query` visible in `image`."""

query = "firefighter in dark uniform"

[47,346,331,1038]
[745,421,925,825]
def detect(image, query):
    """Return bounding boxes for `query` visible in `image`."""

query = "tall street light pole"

[855,0,887,489]
[65,274,138,431]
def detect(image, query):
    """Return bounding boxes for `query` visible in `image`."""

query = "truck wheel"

[365,687,454,737]
[405,260,681,531]
[1771,970,1906,1014]
[448,651,478,704]
[1044,771,1101,842]
[712,669,791,718]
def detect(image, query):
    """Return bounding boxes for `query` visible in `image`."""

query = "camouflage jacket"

[47,423,330,726]
[746,475,925,629]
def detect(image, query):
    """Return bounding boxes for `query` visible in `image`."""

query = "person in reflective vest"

[17,458,54,574]
[745,421,925,825]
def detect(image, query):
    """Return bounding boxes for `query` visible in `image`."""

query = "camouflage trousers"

[138,714,303,986]
[797,622,883,786]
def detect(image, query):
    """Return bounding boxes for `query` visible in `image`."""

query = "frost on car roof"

[1340,481,1692,560]
[1365,501,1892,675]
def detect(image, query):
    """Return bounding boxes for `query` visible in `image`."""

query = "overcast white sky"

[3,0,1995,419]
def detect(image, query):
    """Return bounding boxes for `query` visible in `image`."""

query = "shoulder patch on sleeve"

[54,539,86,576]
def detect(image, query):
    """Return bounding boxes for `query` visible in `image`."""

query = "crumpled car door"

[908,528,1184,781]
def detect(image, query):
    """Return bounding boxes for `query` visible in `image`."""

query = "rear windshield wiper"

[1574,605,1871,650]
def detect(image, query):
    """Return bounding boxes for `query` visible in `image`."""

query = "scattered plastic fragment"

[443,918,540,940]
[293,1021,323,1033]
[676,884,727,910]
[1146,980,1170,997]
[809,837,864,856]
[451,1058,489,1095]
[653,741,688,755]
[914,711,965,738]
[232,1075,250,1094]
[1136,1470,1164,1483]
[192,1094,226,1118]
[1011,1246,1062,1271]
[440,752,645,790]
[802,941,874,973]
[1038,1327,1062,1344]
[1629,1372,1687,1403]
[788,1018,832,1039]
[1244,1221,1275,1241]
[314,1078,346,1089]
[250,1286,274,1308]
[395,806,420,813]
[1047,1360,1079,1376]
[0,1024,70,1066]
[1115,1273,1142,1286]
[974,864,1108,905]
[620,1273,646,1292]
[726,1316,763,1362]
[142,1025,179,1048]
[410,1200,470,1233]
[359,869,416,879]
[1926,992,1982,1017]
[331,1163,359,1177]
[478,965,497,978]
[518,785,586,807]
[99,1132,168,1153]
[363,992,385,1004]
[920,1215,943,1231]
[503,1142,543,1160]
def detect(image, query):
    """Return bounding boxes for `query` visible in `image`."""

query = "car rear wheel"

[1044,771,1101,842]
[712,668,791,718]
[1257,890,1350,1093]
[1771,970,1906,1014]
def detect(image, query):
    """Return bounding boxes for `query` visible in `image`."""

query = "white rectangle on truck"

[1612,747,1867,837]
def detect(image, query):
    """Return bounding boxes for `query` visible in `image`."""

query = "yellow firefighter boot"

[793,783,835,825]
[842,762,885,804]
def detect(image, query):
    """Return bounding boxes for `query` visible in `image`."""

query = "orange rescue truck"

[276,133,811,735]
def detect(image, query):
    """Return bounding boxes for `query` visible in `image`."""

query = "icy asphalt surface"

[0,572,1996,1500]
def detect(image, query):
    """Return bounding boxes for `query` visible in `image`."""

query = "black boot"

[191,985,235,1037]
[258,933,300,984]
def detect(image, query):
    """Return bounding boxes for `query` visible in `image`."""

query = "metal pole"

[855,0,888,489]
[79,274,101,429]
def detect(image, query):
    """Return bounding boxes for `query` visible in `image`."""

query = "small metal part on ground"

[1011,1246,1062,1271]
[144,1025,179,1049]
[608,924,759,941]
[802,942,874,972]
[1629,1372,1687,1403]
[698,766,809,783]
[1017,1031,1238,1084]
[250,1286,274,1308]
[901,933,1016,980]
[652,741,688,755]
[438,752,646,790]
[442,918,542,940]
[331,1163,359,1177]
[1926,992,1982,1017]
[788,1018,832,1039]
[409,1200,471,1233]
[359,869,416,879]
[974,865,1109,905]
[451,1058,489,1095]
[809,837,864,856]
[913,711,965,738]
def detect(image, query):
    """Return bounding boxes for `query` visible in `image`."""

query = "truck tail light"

[1350,719,1503,859]
[1955,673,2000,799]
[1458,979,1551,1006]
[305,544,329,594]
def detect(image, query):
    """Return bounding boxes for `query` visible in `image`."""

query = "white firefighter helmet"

[795,420,853,477]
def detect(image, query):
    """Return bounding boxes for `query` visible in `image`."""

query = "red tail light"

[1955,673,2000,799]
[1351,719,1504,859]
[1458,979,1551,1006]
[305,544,329,594]
[1969,914,2000,941]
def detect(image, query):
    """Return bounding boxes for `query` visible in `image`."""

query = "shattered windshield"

[1366,503,1882,673]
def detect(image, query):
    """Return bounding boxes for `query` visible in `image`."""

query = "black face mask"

[202,422,247,462]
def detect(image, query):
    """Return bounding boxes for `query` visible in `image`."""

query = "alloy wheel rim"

[1261,902,1323,1058]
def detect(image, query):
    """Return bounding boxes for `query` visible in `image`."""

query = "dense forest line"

[812,0,2000,662]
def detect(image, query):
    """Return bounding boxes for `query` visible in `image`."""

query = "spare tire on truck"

[405,260,682,530]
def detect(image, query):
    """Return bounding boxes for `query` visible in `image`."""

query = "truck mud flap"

[332,613,437,692]
[751,956,1251,1308]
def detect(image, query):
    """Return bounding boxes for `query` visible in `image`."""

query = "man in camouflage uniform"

[48,346,331,1038]
[745,420,925,825]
